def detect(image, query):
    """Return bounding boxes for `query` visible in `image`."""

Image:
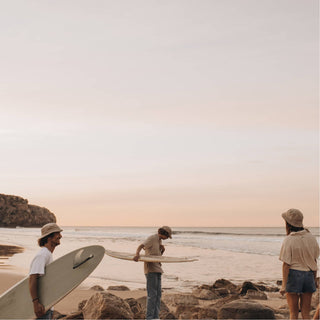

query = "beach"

[1,237,319,319]
[0,250,288,318]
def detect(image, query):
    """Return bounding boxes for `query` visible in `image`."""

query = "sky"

[0,0,318,227]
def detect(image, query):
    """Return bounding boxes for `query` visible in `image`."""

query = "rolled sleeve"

[279,238,292,265]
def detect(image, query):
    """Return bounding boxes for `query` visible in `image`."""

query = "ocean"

[1,226,319,291]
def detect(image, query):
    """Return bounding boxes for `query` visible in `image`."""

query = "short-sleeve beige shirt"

[279,229,319,271]
[143,234,163,274]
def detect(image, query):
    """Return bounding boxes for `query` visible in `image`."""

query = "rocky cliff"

[0,194,56,227]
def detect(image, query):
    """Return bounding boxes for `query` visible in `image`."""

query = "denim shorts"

[286,269,316,293]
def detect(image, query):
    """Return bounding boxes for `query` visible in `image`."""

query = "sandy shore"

[1,244,317,319]
[0,269,288,315]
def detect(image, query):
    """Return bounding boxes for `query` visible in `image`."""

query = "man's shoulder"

[144,234,158,245]
[35,247,52,258]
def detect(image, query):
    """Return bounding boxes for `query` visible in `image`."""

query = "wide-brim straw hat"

[39,223,63,240]
[281,209,304,227]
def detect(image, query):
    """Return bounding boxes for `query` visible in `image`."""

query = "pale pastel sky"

[0,0,318,227]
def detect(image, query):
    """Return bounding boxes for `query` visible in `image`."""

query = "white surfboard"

[105,249,198,263]
[0,245,104,319]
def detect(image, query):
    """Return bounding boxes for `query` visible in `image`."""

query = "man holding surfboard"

[29,223,63,319]
[134,226,172,320]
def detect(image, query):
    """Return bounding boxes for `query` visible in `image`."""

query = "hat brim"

[281,213,303,228]
[38,228,63,240]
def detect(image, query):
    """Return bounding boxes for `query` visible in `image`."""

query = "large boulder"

[175,306,202,319]
[162,294,199,307]
[198,306,218,319]
[218,300,275,319]
[212,279,239,294]
[82,292,133,319]
[125,298,145,319]
[0,194,56,227]
[244,289,268,300]
[192,288,219,300]
[136,296,175,319]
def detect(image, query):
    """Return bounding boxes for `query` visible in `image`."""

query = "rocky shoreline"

[52,279,319,319]
[0,193,56,227]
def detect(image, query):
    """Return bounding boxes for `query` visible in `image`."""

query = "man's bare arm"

[29,274,45,318]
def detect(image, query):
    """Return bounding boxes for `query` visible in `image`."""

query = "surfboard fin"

[73,249,94,269]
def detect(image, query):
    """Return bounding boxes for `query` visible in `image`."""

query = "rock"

[273,308,290,319]
[197,284,212,291]
[0,194,56,227]
[218,300,275,319]
[244,289,267,300]
[213,288,229,298]
[251,282,279,292]
[52,310,66,319]
[162,294,199,307]
[107,285,130,291]
[213,279,238,293]
[136,296,173,319]
[312,289,320,309]
[276,280,282,286]
[198,306,218,319]
[125,298,145,319]
[162,312,176,319]
[78,300,87,311]
[90,285,104,291]
[60,311,83,319]
[192,288,219,300]
[82,292,133,319]
[239,281,259,295]
[210,295,240,309]
[175,306,201,319]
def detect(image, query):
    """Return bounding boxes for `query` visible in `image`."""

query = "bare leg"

[287,293,300,319]
[300,292,313,319]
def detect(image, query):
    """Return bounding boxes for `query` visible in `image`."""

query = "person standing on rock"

[133,226,172,320]
[29,223,63,319]
[279,209,319,320]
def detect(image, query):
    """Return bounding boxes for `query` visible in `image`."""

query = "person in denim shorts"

[279,209,319,320]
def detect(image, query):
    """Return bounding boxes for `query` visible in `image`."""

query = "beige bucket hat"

[281,208,304,227]
[39,223,63,240]
[161,226,172,238]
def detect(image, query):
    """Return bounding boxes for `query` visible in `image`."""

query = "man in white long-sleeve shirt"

[29,223,63,319]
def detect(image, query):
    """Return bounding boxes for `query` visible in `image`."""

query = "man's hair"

[286,221,304,235]
[38,232,56,247]
[158,228,170,238]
